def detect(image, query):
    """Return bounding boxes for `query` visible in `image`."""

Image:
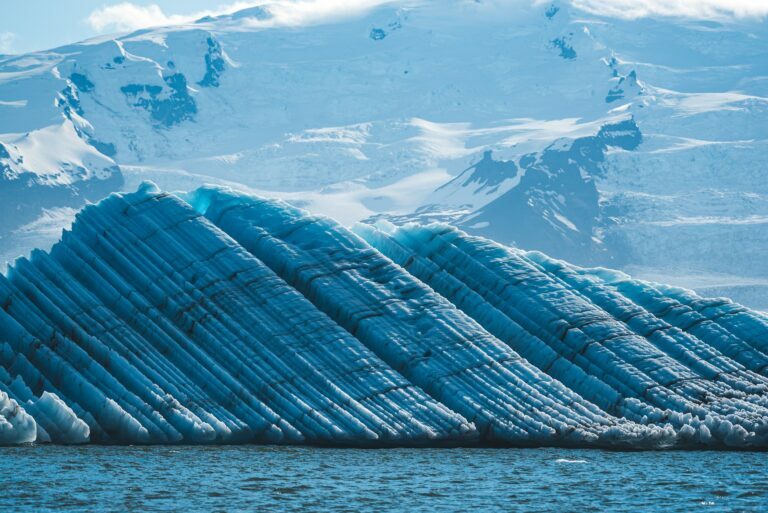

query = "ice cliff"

[1,184,766,448]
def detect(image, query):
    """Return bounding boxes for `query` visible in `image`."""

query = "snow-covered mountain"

[0,1,766,308]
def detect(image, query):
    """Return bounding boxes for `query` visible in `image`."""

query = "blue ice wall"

[2,184,767,448]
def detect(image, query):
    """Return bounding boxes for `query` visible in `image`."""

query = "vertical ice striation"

[358,222,768,447]
[191,187,673,448]
[0,183,472,445]
[2,183,767,448]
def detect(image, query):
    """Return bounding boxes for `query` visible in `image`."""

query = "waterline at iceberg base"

[1,183,767,448]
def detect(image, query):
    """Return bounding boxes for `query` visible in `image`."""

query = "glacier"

[1,183,766,448]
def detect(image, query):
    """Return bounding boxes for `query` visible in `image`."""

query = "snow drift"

[1,184,766,448]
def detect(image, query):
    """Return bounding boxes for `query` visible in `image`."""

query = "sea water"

[2,446,766,512]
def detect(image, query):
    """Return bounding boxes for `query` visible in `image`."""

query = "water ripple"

[1,446,766,512]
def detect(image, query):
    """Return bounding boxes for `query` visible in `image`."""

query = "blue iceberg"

[0,183,766,448]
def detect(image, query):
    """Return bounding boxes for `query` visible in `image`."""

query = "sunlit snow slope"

[1,1,766,309]
[1,184,767,448]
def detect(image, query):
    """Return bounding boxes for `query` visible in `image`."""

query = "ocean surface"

[2,446,766,512]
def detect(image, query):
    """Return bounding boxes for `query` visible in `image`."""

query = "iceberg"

[1,183,766,448]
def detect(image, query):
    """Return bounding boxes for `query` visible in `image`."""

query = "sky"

[0,1,263,54]
[1,0,767,55]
